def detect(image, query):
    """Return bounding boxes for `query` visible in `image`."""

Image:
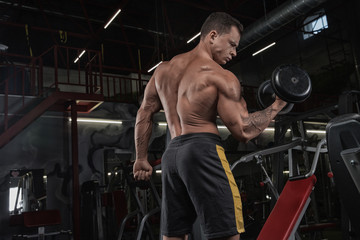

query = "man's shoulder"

[205,64,238,83]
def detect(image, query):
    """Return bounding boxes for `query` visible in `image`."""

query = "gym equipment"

[326,113,360,238]
[340,147,360,194]
[117,162,161,240]
[80,180,105,240]
[257,64,312,114]
[338,90,360,114]
[10,210,72,240]
[272,65,312,103]
[9,169,71,239]
[231,137,327,240]
[257,80,294,115]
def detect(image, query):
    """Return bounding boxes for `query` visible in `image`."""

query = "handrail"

[231,137,328,180]
[289,138,327,180]
[231,138,303,170]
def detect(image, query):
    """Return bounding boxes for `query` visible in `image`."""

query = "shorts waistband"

[170,132,222,145]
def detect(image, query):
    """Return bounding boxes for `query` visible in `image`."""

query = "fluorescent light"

[187,32,201,44]
[264,127,291,132]
[252,42,276,56]
[306,130,326,134]
[303,121,327,126]
[263,127,325,134]
[148,61,162,73]
[156,123,228,129]
[74,50,86,63]
[69,118,122,124]
[156,170,162,174]
[104,9,122,29]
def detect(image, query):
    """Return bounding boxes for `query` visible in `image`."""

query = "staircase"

[0,45,147,148]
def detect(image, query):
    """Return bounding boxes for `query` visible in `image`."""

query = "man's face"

[212,26,241,65]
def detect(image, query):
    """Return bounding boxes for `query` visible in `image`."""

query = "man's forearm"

[135,109,153,161]
[244,100,285,139]
[247,107,273,132]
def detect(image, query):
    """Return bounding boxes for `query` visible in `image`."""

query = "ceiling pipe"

[238,0,328,52]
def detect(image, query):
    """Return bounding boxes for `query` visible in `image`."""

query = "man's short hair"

[200,12,243,39]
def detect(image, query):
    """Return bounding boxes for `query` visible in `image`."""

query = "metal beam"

[118,18,137,70]
[162,0,175,49]
[79,0,96,37]
[0,20,155,49]
[70,101,80,240]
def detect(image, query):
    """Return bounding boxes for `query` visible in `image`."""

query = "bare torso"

[134,22,287,183]
[154,49,224,139]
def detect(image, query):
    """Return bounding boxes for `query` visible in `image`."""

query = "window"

[303,11,328,40]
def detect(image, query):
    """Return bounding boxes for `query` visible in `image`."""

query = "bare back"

[134,17,287,185]
[154,50,224,139]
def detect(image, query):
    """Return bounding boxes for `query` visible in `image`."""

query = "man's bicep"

[217,92,241,127]
[217,90,250,141]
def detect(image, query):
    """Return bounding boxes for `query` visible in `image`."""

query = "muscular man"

[133,12,287,240]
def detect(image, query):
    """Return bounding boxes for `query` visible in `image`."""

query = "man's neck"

[194,40,213,61]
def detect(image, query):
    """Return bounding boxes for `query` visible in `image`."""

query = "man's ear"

[209,30,218,43]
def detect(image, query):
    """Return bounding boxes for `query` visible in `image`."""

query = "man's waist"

[170,132,222,144]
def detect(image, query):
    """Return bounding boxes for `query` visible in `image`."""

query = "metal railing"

[0,45,149,133]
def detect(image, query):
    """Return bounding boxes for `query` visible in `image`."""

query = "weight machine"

[231,137,327,240]
[230,113,360,239]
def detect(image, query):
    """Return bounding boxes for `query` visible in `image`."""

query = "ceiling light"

[187,32,201,44]
[252,42,276,56]
[148,61,162,73]
[104,9,122,29]
[0,43,8,51]
[74,50,86,63]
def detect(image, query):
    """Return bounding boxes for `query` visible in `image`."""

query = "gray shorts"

[161,133,244,239]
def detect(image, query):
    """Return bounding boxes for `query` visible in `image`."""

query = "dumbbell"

[257,64,312,115]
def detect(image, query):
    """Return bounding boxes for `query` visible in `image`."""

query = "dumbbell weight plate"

[271,64,312,103]
[257,80,274,109]
[257,79,294,115]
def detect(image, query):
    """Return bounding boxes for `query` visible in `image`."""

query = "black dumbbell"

[257,64,312,115]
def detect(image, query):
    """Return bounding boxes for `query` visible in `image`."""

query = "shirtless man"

[133,12,287,240]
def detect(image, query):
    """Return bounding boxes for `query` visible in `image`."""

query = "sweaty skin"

[133,26,287,181]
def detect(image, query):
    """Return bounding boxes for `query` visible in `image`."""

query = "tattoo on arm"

[247,107,273,132]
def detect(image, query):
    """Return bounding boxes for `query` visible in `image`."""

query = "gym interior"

[0,0,360,239]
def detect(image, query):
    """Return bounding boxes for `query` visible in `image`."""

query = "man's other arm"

[134,75,162,180]
[216,71,287,142]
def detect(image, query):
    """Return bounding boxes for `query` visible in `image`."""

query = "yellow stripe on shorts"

[216,145,245,234]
